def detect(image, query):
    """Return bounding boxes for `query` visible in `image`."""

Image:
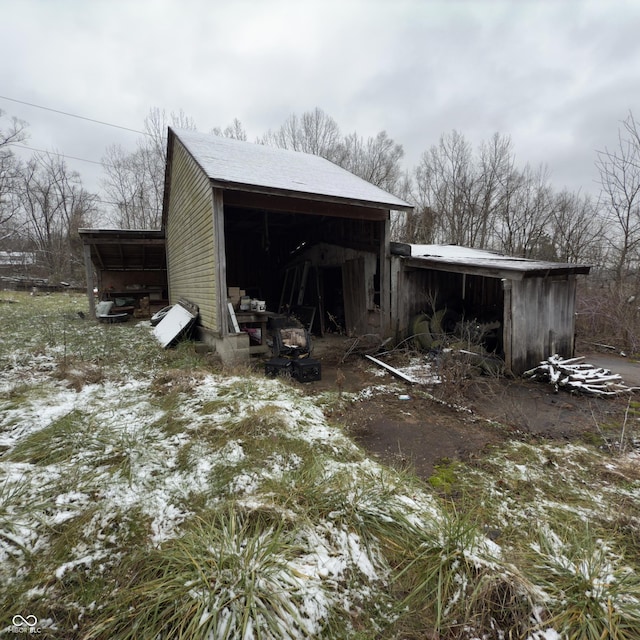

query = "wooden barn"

[162,128,413,360]
[80,129,591,375]
[391,243,591,374]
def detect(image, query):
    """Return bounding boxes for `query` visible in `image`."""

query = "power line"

[13,143,106,167]
[0,95,146,135]
[9,185,144,209]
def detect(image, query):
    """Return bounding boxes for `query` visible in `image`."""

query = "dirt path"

[298,342,632,480]
[582,351,640,387]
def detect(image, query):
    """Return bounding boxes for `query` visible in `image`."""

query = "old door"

[342,257,368,336]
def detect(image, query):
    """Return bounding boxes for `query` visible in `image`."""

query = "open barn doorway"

[223,205,385,338]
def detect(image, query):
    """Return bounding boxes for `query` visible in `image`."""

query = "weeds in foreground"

[4,293,640,639]
[85,508,314,640]
[526,525,640,640]
[394,504,535,638]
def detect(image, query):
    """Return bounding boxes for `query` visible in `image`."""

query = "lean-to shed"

[78,229,168,318]
[162,128,412,360]
[391,243,591,375]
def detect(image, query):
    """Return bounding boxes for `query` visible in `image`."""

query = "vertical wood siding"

[165,141,219,331]
[510,275,576,374]
[394,268,503,329]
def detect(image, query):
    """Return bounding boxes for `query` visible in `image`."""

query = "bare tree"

[410,130,575,260]
[549,190,605,264]
[19,153,97,281]
[0,110,28,233]
[260,108,342,162]
[102,142,165,229]
[492,163,555,258]
[260,108,406,194]
[211,118,247,141]
[101,108,196,229]
[144,107,197,163]
[336,130,404,193]
[471,133,515,248]
[414,130,475,245]
[595,111,640,281]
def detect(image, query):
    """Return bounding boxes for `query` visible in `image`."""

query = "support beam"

[83,243,96,318]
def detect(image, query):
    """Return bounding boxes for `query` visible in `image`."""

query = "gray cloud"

[1,0,638,200]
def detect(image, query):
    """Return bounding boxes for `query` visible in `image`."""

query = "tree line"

[1,106,639,287]
[0,114,98,282]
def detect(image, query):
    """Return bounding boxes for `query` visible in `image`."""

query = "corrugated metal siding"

[166,140,218,331]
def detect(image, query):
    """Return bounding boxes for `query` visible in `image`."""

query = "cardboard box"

[228,287,241,307]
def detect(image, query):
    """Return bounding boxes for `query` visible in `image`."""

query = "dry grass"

[3,292,640,639]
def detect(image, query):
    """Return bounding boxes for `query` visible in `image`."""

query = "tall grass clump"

[526,525,640,640]
[85,507,317,640]
[393,504,536,638]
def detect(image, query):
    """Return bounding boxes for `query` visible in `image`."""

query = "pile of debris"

[524,354,640,396]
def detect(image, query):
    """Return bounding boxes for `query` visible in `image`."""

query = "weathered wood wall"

[165,141,219,331]
[392,258,580,375]
[97,270,167,292]
[508,274,577,374]
[294,242,381,335]
[392,262,504,337]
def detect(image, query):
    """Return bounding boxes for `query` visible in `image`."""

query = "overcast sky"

[1,0,638,202]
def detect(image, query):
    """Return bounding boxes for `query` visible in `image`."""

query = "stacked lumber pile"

[524,355,639,396]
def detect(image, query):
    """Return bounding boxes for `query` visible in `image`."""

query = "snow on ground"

[0,303,445,636]
[3,295,640,637]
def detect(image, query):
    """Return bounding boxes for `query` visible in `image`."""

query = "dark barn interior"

[223,203,385,336]
[398,266,505,355]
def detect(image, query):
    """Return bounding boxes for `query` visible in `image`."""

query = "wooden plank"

[502,279,513,375]
[227,302,240,333]
[83,243,96,319]
[364,355,417,384]
[342,257,367,336]
[221,188,401,218]
[315,267,325,337]
[379,217,391,334]
[278,267,293,313]
[213,188,227,334]
[297,261,310,306]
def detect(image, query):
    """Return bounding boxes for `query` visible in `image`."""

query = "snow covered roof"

[170,128,413,211]
[393,243,591,278]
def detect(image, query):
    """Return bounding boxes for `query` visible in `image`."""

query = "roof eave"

[209,178,414,212]
[401,256,591,280]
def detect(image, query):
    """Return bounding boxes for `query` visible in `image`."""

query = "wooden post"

[213,188,228,336]
[502,279,513,375]
[83,243,96,318]
[379,216,391,335]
